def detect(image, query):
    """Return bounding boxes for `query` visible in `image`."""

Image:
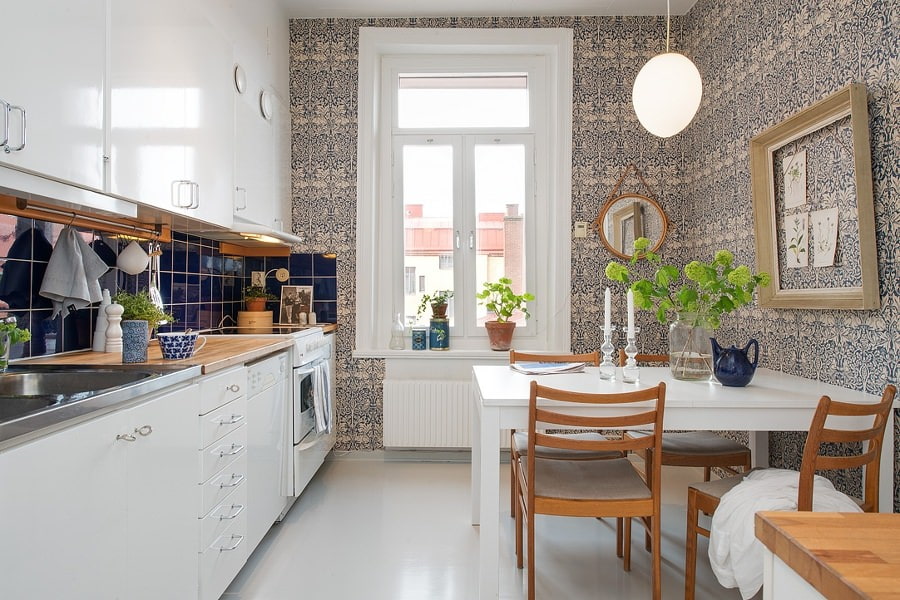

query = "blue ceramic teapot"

[710,338,759,387]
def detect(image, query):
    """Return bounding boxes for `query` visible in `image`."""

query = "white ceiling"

[278,0,698,19]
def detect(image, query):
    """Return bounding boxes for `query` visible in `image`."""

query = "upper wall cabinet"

[0,0,106,190]
[109,0,235,228]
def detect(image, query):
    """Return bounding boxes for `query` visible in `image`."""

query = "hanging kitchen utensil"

[148,242,167,324]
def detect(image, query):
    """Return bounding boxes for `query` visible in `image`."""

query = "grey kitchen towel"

[39,226,110,318]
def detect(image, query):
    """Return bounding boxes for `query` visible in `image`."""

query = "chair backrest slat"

[511,349,600,366]
[797,385,896,512]
[617,350,668,367]
[534,408,657,430]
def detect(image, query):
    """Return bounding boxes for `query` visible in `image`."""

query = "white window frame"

[355,27,573,356]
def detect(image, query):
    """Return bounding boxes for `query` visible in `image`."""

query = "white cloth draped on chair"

[708,468,862,599]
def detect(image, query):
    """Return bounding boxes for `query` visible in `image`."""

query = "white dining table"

[470,365,896,600]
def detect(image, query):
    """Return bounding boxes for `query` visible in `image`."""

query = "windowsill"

[353,348,512,360]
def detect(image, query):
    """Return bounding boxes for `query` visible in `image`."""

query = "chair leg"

[623,517,632,571]
[703,466,711,482]
[509,431,517,517]
[615,517,623,558]
[651,510,661,600]
[685,488,699,600]
[643,449,653,553]
[527,502,536,600]
[515,486,523,569]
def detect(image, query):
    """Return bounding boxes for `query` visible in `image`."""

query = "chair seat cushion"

[688,473,746,500]
[512,431,620,460]
[526,457,651,501]
[628,430,750,456]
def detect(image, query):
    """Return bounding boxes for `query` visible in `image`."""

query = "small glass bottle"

[389,312,405,350]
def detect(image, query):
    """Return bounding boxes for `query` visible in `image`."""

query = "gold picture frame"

[750,83,879,309]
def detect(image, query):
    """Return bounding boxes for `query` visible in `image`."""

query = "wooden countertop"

[22,337,294,374]
[755,511,900,599]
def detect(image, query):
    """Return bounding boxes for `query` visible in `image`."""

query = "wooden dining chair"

[684,384,896,600]
[618,349,752,482]
[515,380,667,600]
[507,350,606,518]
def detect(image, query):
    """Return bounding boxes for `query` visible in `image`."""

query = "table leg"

[878,411,894,513]
[471,385,482,525]
[749,431,769,468]
[478,405,501,599]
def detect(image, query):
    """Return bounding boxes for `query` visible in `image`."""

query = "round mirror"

[596,193,668,260]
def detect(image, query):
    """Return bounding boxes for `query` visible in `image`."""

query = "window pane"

[402,144,455,324]
[474,143,527,325]
[398,74,528,128]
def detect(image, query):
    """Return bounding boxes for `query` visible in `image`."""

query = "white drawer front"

[200,425,247,483]
[200,454,247,517]
[199,505,248,600]
[199,397,248,449]
[199,367,246,415]
[199,481,247,552]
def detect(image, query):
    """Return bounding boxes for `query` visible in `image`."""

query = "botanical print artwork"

[786,212,809,268]
[811,208,839,267]
[782,150,807,209]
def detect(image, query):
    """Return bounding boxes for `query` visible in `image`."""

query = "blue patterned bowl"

[157,332,207,360]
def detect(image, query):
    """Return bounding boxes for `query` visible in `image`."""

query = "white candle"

[603,287,611,337]
[626,289,635,338]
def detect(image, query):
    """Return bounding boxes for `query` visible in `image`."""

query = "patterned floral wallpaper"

[289,1,898,505]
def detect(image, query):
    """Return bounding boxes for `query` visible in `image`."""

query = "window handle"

[468,231,475,249]
[455,230,460,249]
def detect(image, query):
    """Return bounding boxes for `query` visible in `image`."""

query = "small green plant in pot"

[417,290,453,320]
[476,277,534,351]
[243,285,277,311]
[0,317,31,373]
[113,290,175,331]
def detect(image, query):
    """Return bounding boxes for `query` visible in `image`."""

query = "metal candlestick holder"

[599,325,617,380]
[622,335,640,383]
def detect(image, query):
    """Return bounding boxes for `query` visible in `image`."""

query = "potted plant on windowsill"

[417,290,453,321]
[243,285,277,312]
[476,277,534,351]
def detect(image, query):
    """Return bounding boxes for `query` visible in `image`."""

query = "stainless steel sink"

[0,363,203,451]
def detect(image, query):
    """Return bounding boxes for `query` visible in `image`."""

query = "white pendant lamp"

[632,0,702,138]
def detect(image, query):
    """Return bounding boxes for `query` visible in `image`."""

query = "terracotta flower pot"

[484,320,516,351]
[431,303,448,319]
[245,298,268,311]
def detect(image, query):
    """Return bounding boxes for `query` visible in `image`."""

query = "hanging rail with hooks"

[0,194,171,242]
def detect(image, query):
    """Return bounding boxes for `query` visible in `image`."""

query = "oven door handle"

[295,360,323,377]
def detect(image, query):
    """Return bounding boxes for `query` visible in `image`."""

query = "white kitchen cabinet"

[0,383,198,600]
[109,0,234,227]
[234,75,276,228]
[0,0,106,189]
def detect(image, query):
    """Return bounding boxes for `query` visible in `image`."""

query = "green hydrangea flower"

[605,262,629,283]
[633,237,651,252]
[758,272,772,287]
[714,249,734,266]
[727,265,752,286]
[683,261,706,282]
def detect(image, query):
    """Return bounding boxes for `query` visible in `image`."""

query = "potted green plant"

[0,317,31,373]
[112,290,176,363]
[243,285,277,312]
[476,277,534,351]
[417,290,453,320]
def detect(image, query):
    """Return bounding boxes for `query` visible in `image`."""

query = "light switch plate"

[573,222,588,238]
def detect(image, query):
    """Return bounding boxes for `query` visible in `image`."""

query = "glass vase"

[0,331,10,373]
[668,312,715,381]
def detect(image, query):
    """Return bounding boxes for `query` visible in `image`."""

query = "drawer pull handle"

[218,443,245,457]
[134,425,153,436]
[218,473,245,489]
[217,534,244,552]
[217,504,246,520]
[116,433,136,442]
[216,414,244,426]
[226,384,241,393]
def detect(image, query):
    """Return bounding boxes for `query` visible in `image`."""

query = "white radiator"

[383,381,472,448]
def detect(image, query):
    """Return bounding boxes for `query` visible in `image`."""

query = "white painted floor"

[223,455,747,599]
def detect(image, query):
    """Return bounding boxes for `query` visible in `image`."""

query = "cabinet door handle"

[116,433,137,442]
[1,98,9,147]
[134,425,153,437]
[190,181,200,209]
[226,384,241,393]
[216,534,244,552]
[217,504,246,520]
[218,443,244,457]
[216,414,244,425]
[171,180,192,208]
[4,104,25,152]
[235,186,247,211]
[218,473,245,489]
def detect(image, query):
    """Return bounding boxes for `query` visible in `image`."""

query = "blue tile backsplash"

[0,214,338,361]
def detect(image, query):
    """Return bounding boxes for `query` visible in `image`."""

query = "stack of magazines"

[509,362,587,375]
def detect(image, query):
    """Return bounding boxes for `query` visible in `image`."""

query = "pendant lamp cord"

[665,0,671,52]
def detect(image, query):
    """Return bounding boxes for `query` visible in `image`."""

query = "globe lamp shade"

[632,52,703,138]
